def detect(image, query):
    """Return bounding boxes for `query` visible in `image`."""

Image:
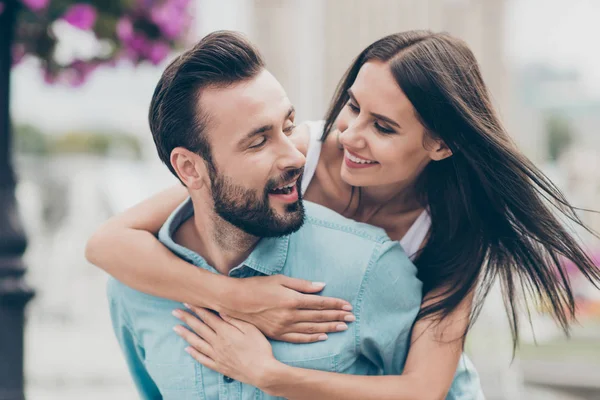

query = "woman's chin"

[340,168,368,187]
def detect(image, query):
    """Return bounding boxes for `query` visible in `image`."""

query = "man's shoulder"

[301,201,392,244]
[107,276,179,311]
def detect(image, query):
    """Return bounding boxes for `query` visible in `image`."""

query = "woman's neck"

[310,134,425,230]
[353,182,423,223]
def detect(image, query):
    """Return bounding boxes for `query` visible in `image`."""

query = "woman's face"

[336,61,450,189]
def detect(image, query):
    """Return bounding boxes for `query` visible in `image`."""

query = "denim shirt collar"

[158,197,290,276]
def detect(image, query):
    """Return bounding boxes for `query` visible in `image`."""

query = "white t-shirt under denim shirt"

[301,120,484,400]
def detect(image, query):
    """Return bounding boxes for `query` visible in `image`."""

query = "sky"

[10,0,600,135]
[505,0,600,95]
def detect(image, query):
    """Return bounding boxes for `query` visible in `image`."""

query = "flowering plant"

[1,0,192,85]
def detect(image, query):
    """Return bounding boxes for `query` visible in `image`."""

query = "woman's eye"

[347,102,360,113]
[374,122,395,134]
[283,124,296,135]
[249,136,267,148]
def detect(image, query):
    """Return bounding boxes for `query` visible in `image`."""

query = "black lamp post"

[0,1,36,399]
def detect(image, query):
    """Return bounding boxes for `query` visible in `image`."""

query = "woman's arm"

[175,290,474,400]
[86,185,354,342]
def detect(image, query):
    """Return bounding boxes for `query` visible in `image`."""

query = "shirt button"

[223,375,235,383]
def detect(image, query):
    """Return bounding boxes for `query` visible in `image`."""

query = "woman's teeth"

[346,151,377,164]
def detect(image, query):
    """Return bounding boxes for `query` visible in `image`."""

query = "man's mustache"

[266,167,304,191]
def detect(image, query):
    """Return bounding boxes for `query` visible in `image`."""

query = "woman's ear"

[430,140,453,161]
[170,147,208,190]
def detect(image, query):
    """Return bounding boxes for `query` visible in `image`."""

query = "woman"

[86,30,600,399]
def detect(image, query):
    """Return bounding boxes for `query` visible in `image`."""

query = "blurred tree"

[546,114,575,162]
[0,1,191,398]
[13,122,49,155]
[50,130,143,159]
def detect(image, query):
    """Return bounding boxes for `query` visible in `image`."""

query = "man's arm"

[108,289,162,400]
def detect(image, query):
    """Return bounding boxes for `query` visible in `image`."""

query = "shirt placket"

[219,374,242,399]
[218,265,256,399]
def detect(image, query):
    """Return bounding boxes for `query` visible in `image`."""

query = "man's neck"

[174,195,259,275]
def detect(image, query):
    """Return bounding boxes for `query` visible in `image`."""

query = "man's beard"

[209,167,305,238]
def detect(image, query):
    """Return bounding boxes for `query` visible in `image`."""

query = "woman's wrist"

[212,274,243,313]
[187,269,238,312]
[257,360,295,397]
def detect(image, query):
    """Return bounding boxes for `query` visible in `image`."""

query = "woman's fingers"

[173,309,217,339]
[220,313,253,334]
[184,346,217,371]
[278,332,329,344]
[296,293,353,311]
[278,275,328,294]
[294,309,356,323]
[174,325,215,358]
[287,321,350,334]
[183,304,227,333]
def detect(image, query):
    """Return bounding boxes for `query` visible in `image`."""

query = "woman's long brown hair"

[322,30,600,349]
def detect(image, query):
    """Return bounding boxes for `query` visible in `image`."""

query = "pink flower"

[119,32,149,62]
[0,3,5,16]
[43,69,57,85]
[116,17,134,42]
[65,60,98,87]
[63,3,97,30]
[21,0,50,12]
[129,33,149,53]
[170,0,192,7]
[147,41,170,65]
[150,2,188,39]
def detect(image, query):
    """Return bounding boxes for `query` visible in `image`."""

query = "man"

[108,31,422,399]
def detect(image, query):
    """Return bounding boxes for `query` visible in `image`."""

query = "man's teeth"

[275,180,297,190]
[346,151,377,164]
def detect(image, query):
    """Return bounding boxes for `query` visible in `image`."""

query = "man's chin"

[266,202,305,236]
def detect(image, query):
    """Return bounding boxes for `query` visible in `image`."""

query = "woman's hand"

[173,305,282,389]
[221,275,355,343]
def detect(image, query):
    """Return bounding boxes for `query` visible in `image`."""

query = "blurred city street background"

[5,0,600,399]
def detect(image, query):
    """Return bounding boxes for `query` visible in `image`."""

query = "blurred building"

[246,0,511,127]
[512,64,600,163]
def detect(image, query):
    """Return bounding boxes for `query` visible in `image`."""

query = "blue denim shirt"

[108,199,484,399]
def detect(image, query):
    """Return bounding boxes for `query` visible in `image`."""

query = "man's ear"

[429,140,453,161]
[170,147,208,190]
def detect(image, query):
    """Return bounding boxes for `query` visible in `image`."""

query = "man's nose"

[277,135,306,171]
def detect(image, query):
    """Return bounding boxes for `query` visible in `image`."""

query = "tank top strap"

[300,120,325,195]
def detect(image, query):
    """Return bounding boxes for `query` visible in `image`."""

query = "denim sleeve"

[356,240,423,374]
[108,297,162,400]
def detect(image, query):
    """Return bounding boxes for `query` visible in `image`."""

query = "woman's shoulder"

[290,122,311,156]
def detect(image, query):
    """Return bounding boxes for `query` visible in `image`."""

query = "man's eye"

[283,124,296,135]
[249,136,267,148]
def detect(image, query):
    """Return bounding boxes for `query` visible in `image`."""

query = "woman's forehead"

[352,61,417,121]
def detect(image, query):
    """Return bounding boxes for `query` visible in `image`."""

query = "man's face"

[199,69,306,237]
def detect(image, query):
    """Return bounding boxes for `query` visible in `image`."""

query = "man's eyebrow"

[347,89,401,129]
[245,124,273,140]
[243,105,296,141]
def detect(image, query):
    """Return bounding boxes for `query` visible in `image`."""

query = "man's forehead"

[199,70,290,124]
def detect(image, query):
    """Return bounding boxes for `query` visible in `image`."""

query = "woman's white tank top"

[300,121,431,260]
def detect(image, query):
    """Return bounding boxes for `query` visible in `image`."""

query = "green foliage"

[13,122,143,159]
[546,114,574,162]
[13,123,49,155]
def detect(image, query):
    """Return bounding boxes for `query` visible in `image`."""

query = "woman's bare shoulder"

[290,122,311,156]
